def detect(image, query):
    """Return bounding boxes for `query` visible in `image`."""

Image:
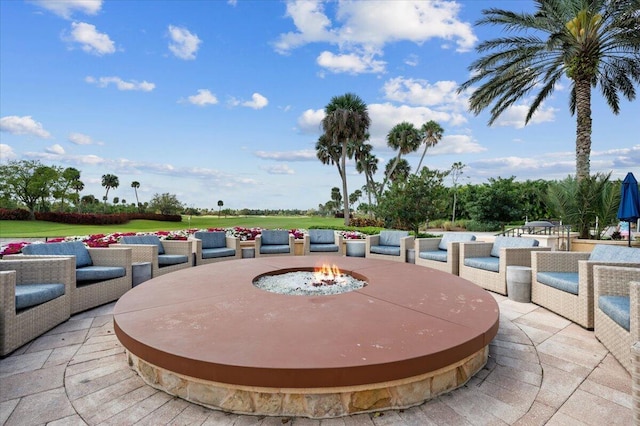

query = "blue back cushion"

[490,236,539,258]
[379,231,408,247]
[195,231,226,249]
[22,241,92,268]
[121,235,165,255]
[261,230,290,245]
[309,229,335,244]
[589,245,640,263]
[438,233,476,251]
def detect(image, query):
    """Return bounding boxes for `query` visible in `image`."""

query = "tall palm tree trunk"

[341,141,350,226]
[575,78,592,182]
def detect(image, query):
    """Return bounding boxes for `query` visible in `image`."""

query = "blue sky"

[1,0,638,211]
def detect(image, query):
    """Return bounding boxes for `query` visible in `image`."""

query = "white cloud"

[85,76,155,91]
[187,89,218,106]
[316,51,385,74]
[68,132,93,145]
[273,0,336,53]
[493,103,557,129]
[262,164,296,175]
[0,144,17,162]
[46,144,65,155]
[242,93,269,109]
[404,54,419,67]
[382,77,468,111]
[168,25,201,60]
[66,21,115,55]
[297,109,324,133]
[429,134,486,155]
[254,149,316,161]
[0,115,52,138]
[30,0,102,19]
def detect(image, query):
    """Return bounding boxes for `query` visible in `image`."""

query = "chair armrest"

[0,257,75,286]
[366,235,380,253]
[399,236,415,253]
[532,251,590,273]
[460,242,492,258]
[162,240,194,256]
[288,234,295,248]
[501,247,550,268]
[594,265,640,298]
[415,238,441,252]
[302,235,311,253]
[254,235,263,252]
[87,247,132,267]
[335,234,344,248]
[226,236,240,251]
[112,244,157,264]
[632,281,640,342]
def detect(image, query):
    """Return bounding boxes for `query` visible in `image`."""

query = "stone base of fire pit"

[114,257,499,419]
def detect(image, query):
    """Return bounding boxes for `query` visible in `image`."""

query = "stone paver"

[0,294,634,425]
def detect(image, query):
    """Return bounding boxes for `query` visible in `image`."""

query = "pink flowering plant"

[339,230,366,240]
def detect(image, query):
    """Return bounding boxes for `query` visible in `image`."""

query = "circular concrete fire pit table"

[114,257,499,419]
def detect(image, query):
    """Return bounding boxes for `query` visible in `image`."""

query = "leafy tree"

[376,167,448,235]
[416,121,444,175]
[384,158,411,183]
[0,160,60,219]
[349,189,362,207]
[321,93,371,226]
[71,179,84,212]
[466,177,525,227]
[217,199,224,217]
[380,122,421,196]
[101,174,119,205]
[449,162,465,222]
[459,0,640,181]
[149,192,184,215]
[52,167,81,212]
[131,181,141,211]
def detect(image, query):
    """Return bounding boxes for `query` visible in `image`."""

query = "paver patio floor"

[0,293,633,425]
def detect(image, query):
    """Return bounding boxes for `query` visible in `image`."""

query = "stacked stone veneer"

[127,346,488,419]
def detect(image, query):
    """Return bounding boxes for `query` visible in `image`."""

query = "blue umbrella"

[617,172,640,247]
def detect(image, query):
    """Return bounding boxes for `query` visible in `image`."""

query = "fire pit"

[253,263,367,295]
[114,257,499,419]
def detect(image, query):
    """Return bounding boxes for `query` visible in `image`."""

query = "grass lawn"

[0,216,350,238]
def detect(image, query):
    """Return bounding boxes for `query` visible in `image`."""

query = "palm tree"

[217,200,224,217]
[459,0,640,182]
[379,121,421,198]
[415,121,444,175]
[321,93,371,226]
[131,181,140,211]
[71,179,84,212]
[354,142,379,216]
[101,174,119,204]
[385,158,411,183]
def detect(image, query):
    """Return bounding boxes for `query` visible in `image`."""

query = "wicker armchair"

[0,257,75,356]
[255,230,295,257]
[459,237,549,295]
[531,245,640,329]
[415,233,476,275]
[192,231,241,266]
[365,231,414,263]
[593,265,640,374]
[303,229,344,256]
[115,235,193,277]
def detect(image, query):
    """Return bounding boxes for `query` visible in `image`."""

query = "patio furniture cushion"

[15,283,65,311]
[370,245,401,256]
[309,229,335,244]
[599,295,630,331]
[589,245,640,262]
[464,257,500,272]
[195,231,226,249]
[261,230,290,245]
[201,248,237,259]
[536,271,579,295]
[158,254,189,266]
[379,231,409,247]
[309,243,340,252]
[260,245,291,254]
[438,233,476,251]
[22,241,93,268]
[76,266,126,283]
[419,251,448,263]
[490,236,539,258]
[121,235,165,255]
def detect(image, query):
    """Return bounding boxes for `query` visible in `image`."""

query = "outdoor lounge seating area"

[303,229,344,255]
[415,232,476,275]
[255,229,295,256]
[191,231,241,265]
[365,230,414,262]
[115,235,193,277]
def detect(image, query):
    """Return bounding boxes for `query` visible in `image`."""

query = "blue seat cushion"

[419,250,448,263]
[490,236,539,258]
[15,283,65,311]
[76,266,126,283]
[121,235,165,255]
[370,245,401,256]
[589,245,640,262]
[310,243,339,252]
[438,233,476,251]
[260,245,291,254]
[379,231,408,247]
[599,295,630,331]
[309,229,336,244]
[464,257,500,272]
[22,241,93,268]
[158,254,189,266]
[536,271,579,295]
[195,231,226,249]
[261,230,290,245]
[201,248,236,259]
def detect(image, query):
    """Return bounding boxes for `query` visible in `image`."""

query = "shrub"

[0,208,31,220]
[465,220,501,232]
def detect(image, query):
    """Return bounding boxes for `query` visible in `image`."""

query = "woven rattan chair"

[459,237,549,295]
[115,235,193,277]
[593,265,640,374]
[415,233,476,275]
[192,231,241,266]
[303,229,344,256]
[0,257,75,356]
[365,230,414,263]
[255,230,295,257]
[632,341,640,423]
[531,245,640,329]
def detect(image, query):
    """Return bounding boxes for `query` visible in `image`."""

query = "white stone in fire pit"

[254,270,367,296]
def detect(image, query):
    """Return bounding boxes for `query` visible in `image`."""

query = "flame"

[313,263,342,283]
